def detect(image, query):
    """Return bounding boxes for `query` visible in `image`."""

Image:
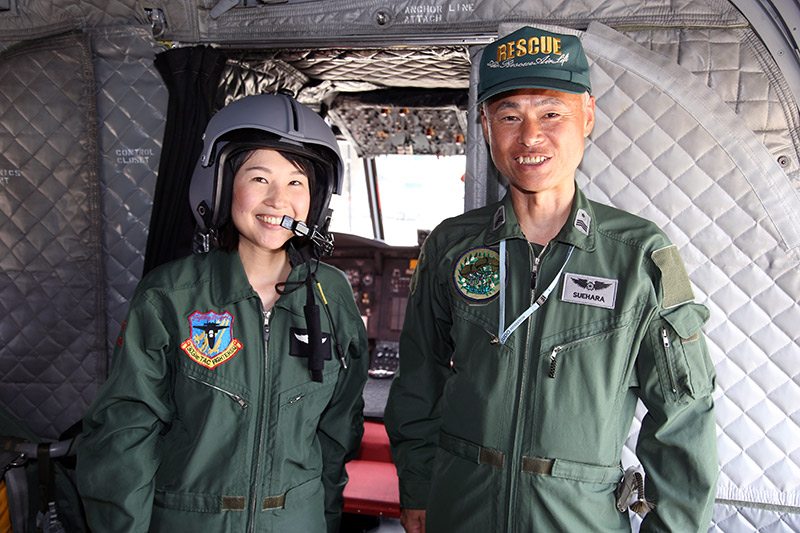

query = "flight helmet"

[189,93,343,254]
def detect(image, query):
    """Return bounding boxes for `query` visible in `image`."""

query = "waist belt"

[521,456,553,476]
[439,431,505,468]
[221,494,286,511]
[439,431,621,484]
[522,456,622,484]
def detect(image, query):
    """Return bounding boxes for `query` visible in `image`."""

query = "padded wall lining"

[0,31,105,440]
[91,26,167,353]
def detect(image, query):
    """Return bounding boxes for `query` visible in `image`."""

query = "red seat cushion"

[343,460,401,518]
[356,421,394,462]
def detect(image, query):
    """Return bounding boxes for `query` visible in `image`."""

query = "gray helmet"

[189,93,343,248]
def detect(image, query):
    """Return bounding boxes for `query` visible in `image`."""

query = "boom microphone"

[280,216,335,256]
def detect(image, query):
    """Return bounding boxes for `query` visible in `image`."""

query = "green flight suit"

[77,248,368,532]
[385,186,718,532]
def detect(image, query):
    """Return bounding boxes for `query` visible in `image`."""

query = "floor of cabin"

[341,514,404,532]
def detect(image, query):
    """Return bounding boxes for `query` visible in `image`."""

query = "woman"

[77,94,368,533]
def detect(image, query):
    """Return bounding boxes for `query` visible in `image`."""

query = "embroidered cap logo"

[477,26,592,103]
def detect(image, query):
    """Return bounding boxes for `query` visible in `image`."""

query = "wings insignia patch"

[561,273,618,309]
[573,278,613,291]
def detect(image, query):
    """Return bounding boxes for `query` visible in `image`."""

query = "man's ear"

[480,104,491,143]
[583,94,596,137]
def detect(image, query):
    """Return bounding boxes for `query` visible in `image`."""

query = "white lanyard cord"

[498,241,575,345]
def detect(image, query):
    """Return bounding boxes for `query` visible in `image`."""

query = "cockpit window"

[329,141,465,246]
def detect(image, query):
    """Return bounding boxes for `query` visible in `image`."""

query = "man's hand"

[400,508,426,533]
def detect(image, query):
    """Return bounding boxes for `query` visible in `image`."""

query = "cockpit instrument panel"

[323,233,419,384]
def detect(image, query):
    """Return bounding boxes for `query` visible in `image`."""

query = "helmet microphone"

[280,215,335,256]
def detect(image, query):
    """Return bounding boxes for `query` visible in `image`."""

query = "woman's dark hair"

[217,147,317,251]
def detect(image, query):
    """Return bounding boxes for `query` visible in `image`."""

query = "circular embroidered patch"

[453,247,501,302]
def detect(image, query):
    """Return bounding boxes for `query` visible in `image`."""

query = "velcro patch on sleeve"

[652,245,694,309]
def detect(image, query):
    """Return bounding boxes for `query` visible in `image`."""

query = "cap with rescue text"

[478,26,591,103]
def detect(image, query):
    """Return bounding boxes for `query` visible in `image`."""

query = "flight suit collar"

[484,193,526,245]
[209,248,258,306]
[555,185,596,252]
[484,184,596,252]
[208,247,310,309]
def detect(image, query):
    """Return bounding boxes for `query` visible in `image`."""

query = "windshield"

[329,141,466,246]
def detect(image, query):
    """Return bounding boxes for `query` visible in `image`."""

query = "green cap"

[478,27,591,103]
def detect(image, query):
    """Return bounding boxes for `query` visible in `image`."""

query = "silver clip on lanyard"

[498,241,575,345]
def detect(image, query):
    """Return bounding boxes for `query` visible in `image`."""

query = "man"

[384,26,718,532]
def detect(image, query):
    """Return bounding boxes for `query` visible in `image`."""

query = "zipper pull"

[232,394,247,409]
[662,328,678,394]
[549,346,562,378]
[531,256,540,290]
[263,309,271,341]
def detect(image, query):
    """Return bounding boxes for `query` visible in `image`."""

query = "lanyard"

[498,241,574,345]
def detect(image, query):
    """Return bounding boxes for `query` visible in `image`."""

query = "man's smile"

[515,155,549,165]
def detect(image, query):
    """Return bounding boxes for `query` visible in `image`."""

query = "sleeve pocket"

[653,302,716,403]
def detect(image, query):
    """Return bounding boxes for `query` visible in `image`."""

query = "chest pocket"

[534,312,638,462]
[650,302,715,403]
[451,303,503,347]
[273,377,338,470]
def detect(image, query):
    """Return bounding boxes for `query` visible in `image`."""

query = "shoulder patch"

[453,246,501,303]
[181,311,243,369]
[652,245,695,309]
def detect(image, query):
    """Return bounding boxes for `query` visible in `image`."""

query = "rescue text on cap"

[478,26,592,103]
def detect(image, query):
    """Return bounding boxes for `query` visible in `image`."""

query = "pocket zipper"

[661,327,678,394]
[548,326,625,378]
[484,327,501,345]
[185,374,248,409]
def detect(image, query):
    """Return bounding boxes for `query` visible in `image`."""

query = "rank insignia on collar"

[574,208,591,236]
[492,206,505,231]
[181,311,243,369]
[453,246,501,303]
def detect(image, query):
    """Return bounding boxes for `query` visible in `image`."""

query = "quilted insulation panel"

[468,22,800,530]
[0,0,144,42]
[91,26,167,354]
[0,26,166,440]
[186,0,747,43]
[0,31,106,440]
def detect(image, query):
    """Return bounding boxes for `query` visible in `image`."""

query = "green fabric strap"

[652,245,694,309]
[439,431,506,469]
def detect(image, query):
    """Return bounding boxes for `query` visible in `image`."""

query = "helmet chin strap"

[280,215,335,256]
